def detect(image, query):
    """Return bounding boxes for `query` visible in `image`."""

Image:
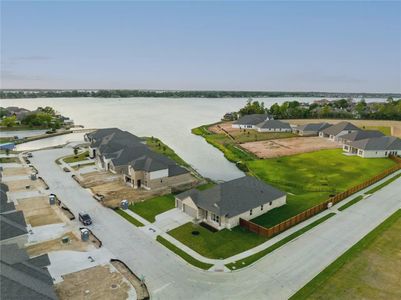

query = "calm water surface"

[0,97,386,181]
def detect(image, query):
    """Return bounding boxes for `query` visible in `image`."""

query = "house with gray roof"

[295,122,332,136]
[86,128,193,190]
[339,130,384,145]
[255,120,292,133]
[343,136,401,158]
[0,210,28,247]
[0,182,28,247]
[232,114,272,129]
[319,121,361,141]
[1,243,57,300]
[175,176,286,230]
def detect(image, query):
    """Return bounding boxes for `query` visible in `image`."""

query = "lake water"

[0,129,48,139]
[0,97,387,181]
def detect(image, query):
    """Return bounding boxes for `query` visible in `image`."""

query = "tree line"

[1,89,400,99]
[238,98,401,121]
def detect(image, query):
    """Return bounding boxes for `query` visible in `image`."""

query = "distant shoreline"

[1,90,400,99]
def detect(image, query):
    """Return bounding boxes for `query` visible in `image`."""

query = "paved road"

[31,147,401,300]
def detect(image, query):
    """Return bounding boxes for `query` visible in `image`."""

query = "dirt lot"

[6,178,46,192]
[80,171,121,188]
[55,264,135,300]
[16,196,63,227]
[209,121,237,134]
[241,136,341,158]
[112,260,149,300]
[26,231,90,257]
[208,121,295,143]
[91,179,169,208]
[1,166,31,176]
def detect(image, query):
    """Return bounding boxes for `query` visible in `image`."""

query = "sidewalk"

[119,169,401,270]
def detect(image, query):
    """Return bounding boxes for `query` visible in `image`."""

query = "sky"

[1,1,400,93]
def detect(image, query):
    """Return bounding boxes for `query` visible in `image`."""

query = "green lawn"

[226,213,336,270]
[248,149,396,227]
[291,209,401,300]
[0,157,19,163]
[145,137,190,168]
[0,137,14,143]
[196,182,215,191]
[156,236,213,270]
[168,222,268,259]
[365,173,401,194]
[63,151,89,163]
[129,194,175,223]
[115,208,144,227]
[338,195,364,211]
[364,125,391,136]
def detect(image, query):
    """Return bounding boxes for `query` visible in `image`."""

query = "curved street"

[30,146,401,300]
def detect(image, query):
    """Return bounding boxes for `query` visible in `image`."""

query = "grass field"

[248,149,396,227]
[129,194,175,223]
[145,137,190,168]
[291,209,401,300]
[364,125,391,136]
[0,157,19,163]
[63,151,89,163]
[156,235,213,270]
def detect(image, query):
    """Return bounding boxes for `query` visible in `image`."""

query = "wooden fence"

[240,156,401,238]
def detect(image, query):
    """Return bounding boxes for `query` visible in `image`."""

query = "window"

[211,213,220,223]
[269,202,272,206]
[250,209,253,216]
[260,205,263,211]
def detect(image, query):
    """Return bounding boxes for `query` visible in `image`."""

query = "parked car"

[78,212,92,225]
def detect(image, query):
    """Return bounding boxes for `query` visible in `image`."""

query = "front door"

[137,179,141,188]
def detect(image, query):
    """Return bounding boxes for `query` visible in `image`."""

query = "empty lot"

[241,136,341,158]
[16,196,63,227]
[1,166,31,176]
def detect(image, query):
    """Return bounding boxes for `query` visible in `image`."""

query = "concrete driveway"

[154,208,193,232]
[30,147,401,300]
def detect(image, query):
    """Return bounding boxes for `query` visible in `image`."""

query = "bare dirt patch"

[209,121,237,134]
[16,196,63,227]
[91,179,169,208]
[241,136,341,158]
[80,171,121,188]
[26,231,90,257]
[55,264,135,300]
[1,167,31,176]
[111,260,149,300]
[6,178,46,192]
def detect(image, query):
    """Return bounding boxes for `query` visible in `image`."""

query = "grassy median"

[156,235,213,270]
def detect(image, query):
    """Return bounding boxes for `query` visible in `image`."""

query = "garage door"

[183,204,198,218]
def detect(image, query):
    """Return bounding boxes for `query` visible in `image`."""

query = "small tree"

[5,148,10,156]
[73,148,79,156]
[162,146,166,152]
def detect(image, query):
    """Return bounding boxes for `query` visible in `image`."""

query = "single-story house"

[255,120,292,133]
[295,122,332,136]
[175,176,286,230]
[85,128,193,190]
[343,136,401,158]
[1,183,28,248]
[232,114,272,129]
[1,243,57,299]
[339,130,384,145]
[319,121,360,141]
[0,210,28,247]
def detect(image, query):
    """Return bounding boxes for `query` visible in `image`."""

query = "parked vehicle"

[78,212,92,225]
[26,152,33,158]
